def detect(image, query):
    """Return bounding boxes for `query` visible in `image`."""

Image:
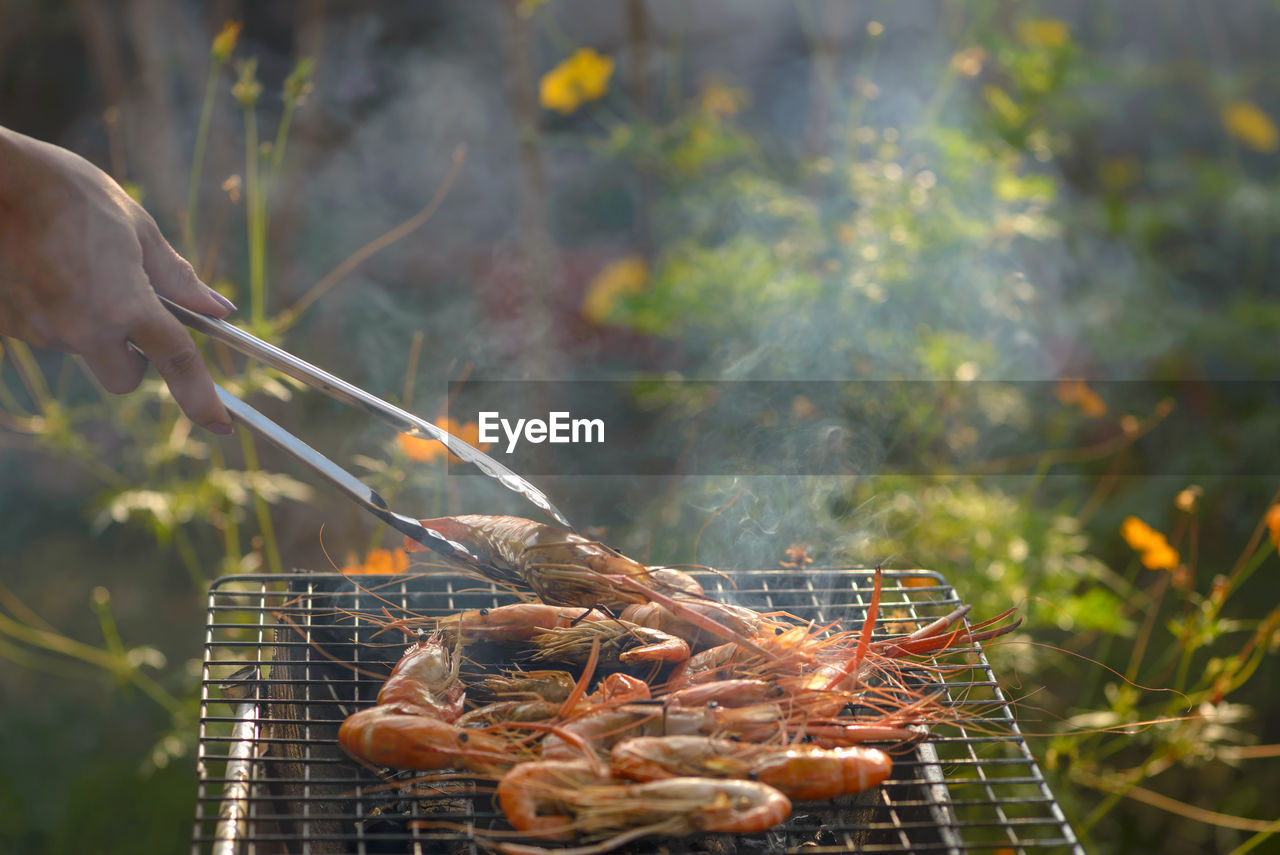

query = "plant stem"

[206,436,242,575]
[270,95,297,180]
[243,108,267,324]
[185,59,224,263]
[1228,820,1280,855]
[3,338,53,410]
[0,609,184,718]
[173,527,210,589]
[235,423,284,575]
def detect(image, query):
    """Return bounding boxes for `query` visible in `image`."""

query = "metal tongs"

[156,296,573,568]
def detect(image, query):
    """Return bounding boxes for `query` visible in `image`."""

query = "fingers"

[129,214,235,432]
[125,302,233,433]
[137,217,237,318]
[81,339,148,395]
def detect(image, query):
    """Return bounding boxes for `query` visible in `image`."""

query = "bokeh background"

[2,1,1279,852]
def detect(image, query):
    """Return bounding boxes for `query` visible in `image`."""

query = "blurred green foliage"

[3,3,1280,855]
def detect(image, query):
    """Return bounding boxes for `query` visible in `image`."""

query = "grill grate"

[192,569,1082,854]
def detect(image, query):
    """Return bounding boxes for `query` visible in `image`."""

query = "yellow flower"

[1017,18,1070,48]
[397,416,492,463]
[539,48,615,114]
[211,20,242,62]
[1121,516,1180,571]
[341,548,409,575]
[581,256,649,324]
[1222,102,1279,153]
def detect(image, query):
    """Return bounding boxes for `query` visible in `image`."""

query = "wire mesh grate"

[192,569,1082,855]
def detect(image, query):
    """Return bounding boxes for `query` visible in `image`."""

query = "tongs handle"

[160,295,573,530]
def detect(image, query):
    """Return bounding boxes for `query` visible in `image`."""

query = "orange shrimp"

[619,599,770,649]
[496,760,791,847]
[497,760,615,840]
[339,633,522,773]
[530,620,691,666]
[871,604,1023,657]
[404,515,782,661]
[539,702,785,761]
[475,669,578,703]
[371,634,464,722]
[457,699,563,726]
[610,736,893,800]
[461,674,651,727]
[660,678,783,708]
[575,776,790,833]
[584,673,651,705]
[664,642,742,688]
[436,603,605,645]
[338,706,517,774]
[405,515,653,608]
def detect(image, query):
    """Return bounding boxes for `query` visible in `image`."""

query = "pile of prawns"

[336,515,1019,855]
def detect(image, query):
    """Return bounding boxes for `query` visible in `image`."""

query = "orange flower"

[1139,540,1180,571]
[1055,379,1106,417]
[397,416,492,464]
[1265,504,1280,553]
[1121,516,1180,571]
[342,548,409,575]
[1121,516,1160,551]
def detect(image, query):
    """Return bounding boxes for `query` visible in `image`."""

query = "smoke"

[13,0,1259,573]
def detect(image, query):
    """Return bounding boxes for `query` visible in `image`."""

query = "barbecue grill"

[192,568,1082,854]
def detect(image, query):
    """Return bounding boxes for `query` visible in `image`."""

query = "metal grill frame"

[192,569,1082,854]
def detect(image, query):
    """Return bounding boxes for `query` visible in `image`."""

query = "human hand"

[0,126,235,433]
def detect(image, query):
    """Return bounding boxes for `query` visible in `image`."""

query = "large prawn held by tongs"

[402,514,785,662]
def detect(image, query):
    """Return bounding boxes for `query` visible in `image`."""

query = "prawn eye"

[458,732,469,743]
[769,685,784,697]
[706,700,720,710]
[774,627,785,636]
[746,770,759,781]
[479,608,490,616]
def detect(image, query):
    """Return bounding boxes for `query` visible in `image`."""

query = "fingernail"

[207,289,237,314]
[204,421,234,435]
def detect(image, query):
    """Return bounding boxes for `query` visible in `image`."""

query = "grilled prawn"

[610,736,894,800]
[496,760,791,845]
[403,515,781,660]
